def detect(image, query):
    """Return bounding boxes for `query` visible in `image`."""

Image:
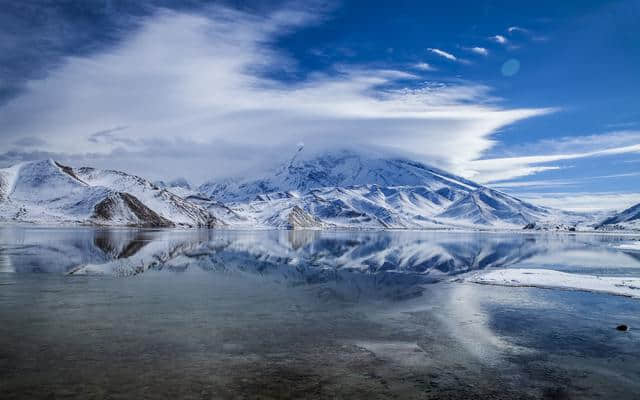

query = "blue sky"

[0,0,638,210]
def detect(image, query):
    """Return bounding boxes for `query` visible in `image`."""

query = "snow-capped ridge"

[438,187,549,227]
[597,202,640,230]
[0,151,605,230]
[198,149,481,203]
[92,192,174,227]
[197,149,557,229]
[0,160,218,227]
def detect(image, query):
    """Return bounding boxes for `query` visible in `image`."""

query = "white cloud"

[491,179,576,189]
[471,166,561,183]
[519,193,640,212]
[492,172,640,189]
[413,62,435,71]
[490,35,507,44]
[468,131,640,183]
[507,26,547,42]
[466,46,488,56]
[428,48,457,61]
[507,26,528,34]
[500,131,640,155]
[0,5,550,182]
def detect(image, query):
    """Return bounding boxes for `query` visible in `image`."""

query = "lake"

[1,227,640,399]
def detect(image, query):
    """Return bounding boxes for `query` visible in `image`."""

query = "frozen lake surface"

[1,227,640,399]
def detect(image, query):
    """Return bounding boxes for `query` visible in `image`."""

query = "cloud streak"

[469,131,640,183]
[465,46,488,56]
[428,48,457,61]
[0,5,550,182]
[413,62,435,71]
[518,192,640,212]
[507,26,529,34]
[490,35,507,44]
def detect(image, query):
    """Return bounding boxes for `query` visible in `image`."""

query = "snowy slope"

[468,269,640,299]
[154,178,199,199]
[206,184,554,230]
[437,187,551,227]
[199,149,557,229]
[74,167,217,227]
[0,160,217,227]
[597,203,640,230]
[0,160,125,225]
[0,151,589,230]
[199,149,478,203]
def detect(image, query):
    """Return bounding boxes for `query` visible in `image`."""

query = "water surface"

[1,227,639,399]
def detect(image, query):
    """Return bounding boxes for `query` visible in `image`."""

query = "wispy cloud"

[507,25,548,42]
[465,46,488,56]
[12,136,48,147]
[469,131,640,183]
[518,193,640,212]
[490,35,507,44]
[413,62,436,71]
[428,48,457,61]
[507,26,529,34]
[494,130,640,156]
[0,5,550,182]
[606,121,637,129]
[491,179,576,189]
[88,126,130,144]
[493,172,640,189]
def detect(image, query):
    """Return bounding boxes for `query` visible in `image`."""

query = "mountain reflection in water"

[2,227,640,399]
[2,227,638,300]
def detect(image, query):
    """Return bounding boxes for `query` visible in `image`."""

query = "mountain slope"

[437,187,550,227]
[0,151,580,230]
[74,166,217,227]
[0,160,218,227]
[199,149,479,203]
[154,178,198,199]
[199,149,554,229]
[597,202,640,230]
[0,160,124,225]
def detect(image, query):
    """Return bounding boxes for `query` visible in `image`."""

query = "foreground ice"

[617,241,640,252]
[468,268,640,299]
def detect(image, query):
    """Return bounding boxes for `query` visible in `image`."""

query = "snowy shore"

[468,268,640,299]
[617,241,640,252]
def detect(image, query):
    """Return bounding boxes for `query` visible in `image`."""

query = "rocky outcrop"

[92,192,175,227]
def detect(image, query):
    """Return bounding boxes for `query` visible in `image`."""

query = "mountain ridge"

[196,149,558,229]
[0,152,614,230]
[597,202,640,230]
[0,159,219,228]
[198,149,480,203]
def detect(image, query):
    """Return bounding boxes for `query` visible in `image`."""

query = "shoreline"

[466,268,640,300]
[1,221,639,236]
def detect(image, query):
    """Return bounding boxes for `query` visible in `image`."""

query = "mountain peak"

[0,159,217,228]
[200,148,479,202]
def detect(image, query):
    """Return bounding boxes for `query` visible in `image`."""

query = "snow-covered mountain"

[199,149,480,203]
[437,187,550,227]
[197,149,555,229]
[0,160,219,227]
[0,150,591,230]
[597,202,640,230]
[154,177,199,199]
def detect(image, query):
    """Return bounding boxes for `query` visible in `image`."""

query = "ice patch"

[617,242,640,252]
[468,268,640,299]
